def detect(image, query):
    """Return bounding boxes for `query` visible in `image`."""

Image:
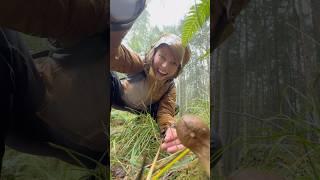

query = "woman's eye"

[171,61,178,66]
[159,54,165,60]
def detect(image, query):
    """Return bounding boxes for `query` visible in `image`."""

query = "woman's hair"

[143,34,191,79]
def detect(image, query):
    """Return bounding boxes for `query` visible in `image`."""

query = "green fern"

[182,0,210,46]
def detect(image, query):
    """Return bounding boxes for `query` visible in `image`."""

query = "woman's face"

[152,45,180,81]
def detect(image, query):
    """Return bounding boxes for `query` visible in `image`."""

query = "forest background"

[212,0,320,179]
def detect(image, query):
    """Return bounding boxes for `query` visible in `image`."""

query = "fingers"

[164,139,182,148]
[161,139,185,153]
[161,127,185,153]
[164,127,177,142]
[161,139,181,150]
[167,144,185,153]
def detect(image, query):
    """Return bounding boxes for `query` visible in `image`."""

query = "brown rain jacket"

[110,31,180,133]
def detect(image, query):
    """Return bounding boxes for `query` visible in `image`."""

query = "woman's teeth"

[158,70,167,76]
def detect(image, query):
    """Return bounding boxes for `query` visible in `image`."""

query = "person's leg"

[110,72,126,107]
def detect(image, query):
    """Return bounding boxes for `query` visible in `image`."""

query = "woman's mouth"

[157,69,168,76]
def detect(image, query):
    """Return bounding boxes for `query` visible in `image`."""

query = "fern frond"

[182,0,210,46]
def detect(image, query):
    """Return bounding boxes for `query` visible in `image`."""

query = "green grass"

[110,111,165,178]
[212,85,320,179]
[110,99,210,179]
[2,100,210,179]
[2,147,92,180]
[182,98,210,125]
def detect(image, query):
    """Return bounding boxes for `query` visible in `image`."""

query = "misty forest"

[213,0,320,179]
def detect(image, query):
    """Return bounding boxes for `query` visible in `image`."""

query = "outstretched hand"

[160,127,185,153]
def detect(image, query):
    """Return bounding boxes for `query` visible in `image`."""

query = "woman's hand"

[160,127,185,153]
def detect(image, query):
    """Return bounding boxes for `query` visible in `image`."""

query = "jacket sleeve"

[156,85,177,133]
[110,30,144,74]
[0,0,106,41]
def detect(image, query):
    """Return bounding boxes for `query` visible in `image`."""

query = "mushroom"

[176,115,210,176]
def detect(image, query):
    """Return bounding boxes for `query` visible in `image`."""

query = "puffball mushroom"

[176,115,210,176]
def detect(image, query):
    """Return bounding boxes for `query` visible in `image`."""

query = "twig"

[152,148,191,179]
[146,146,161,180]
[145,150,181,170]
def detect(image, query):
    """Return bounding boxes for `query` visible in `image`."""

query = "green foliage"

[181,0,210,46]
[125,9,181,55]
[110,111,163,178]
[110,105,208,179]
[232,86,320,179]
[182,98,210,125]
[112,113,161,161]
[125,10,153,53]
[2,148,91,180]
[2,142,107,179]
[111,109,136,123]
[178,11,210,108]
[159,158,207,180]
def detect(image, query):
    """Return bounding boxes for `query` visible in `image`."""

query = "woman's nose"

[161,61,168,68]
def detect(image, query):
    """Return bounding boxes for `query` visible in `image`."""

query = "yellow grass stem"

[152,148,190,179]
[145,150,182,169]
[146,146,161,180]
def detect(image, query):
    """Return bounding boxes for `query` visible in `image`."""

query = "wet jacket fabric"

[111,33,177,132]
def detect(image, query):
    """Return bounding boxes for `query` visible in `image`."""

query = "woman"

[111,32,191,153]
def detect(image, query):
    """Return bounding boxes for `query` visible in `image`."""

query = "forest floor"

[2,147,97,180]
[110,110,208,180]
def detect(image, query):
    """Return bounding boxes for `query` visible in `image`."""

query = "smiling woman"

[111,32,191,141]
[110,0,213,178]
[152,45,179,80]
[110,0,194,151]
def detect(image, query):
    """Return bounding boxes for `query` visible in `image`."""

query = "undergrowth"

[2,147,96,180]
[110,98,210,179]
[213,84,320,179]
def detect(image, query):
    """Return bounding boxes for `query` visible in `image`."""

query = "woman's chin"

[155,74,167,81]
